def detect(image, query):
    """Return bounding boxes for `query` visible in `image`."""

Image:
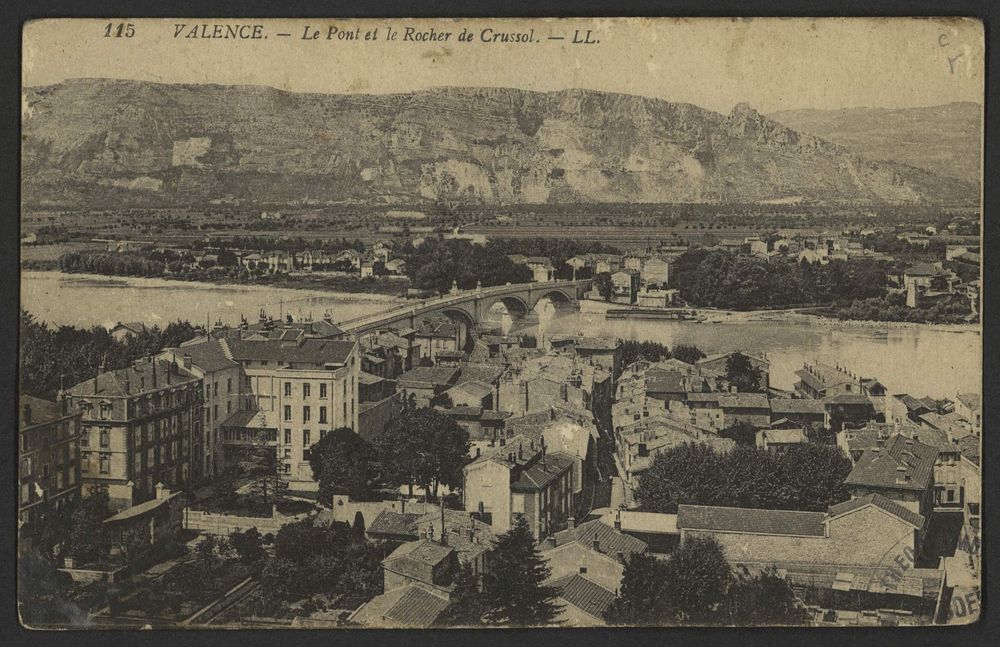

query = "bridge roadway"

[336,279,593,336]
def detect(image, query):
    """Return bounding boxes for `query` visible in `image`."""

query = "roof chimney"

[183,353,192,369]
[592,537,601,552]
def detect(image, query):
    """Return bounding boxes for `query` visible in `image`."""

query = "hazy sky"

[23,17,984,114]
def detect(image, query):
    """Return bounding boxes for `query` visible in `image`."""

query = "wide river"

[22,271,981,399]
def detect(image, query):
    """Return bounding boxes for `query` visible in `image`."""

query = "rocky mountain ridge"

[22,79,976,207]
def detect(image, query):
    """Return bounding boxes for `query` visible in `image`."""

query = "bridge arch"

[483,294,531,318]
[528,287,575,311]
[438,308,477,350]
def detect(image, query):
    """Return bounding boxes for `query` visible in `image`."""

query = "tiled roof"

[384,585,450,627]
[844,434,938,491]
[794,369,828,392]
[677,504,827,537]
[447,380,493,399]
[828,493,925,530]
[67,358,199,397]
[552,574,616,620]
[719,393,771,409]
[367,510,421,537]
[769,398,826,415]
[383,539,455,583]
[510,452,575,492]
[893,393,930,413]
[104,491,182,524]
[824,394,872,406]
[397,366,459,388]
[225,338,355,365]
[458,363,506,386]
[548,518,649,558]
[645,369,687,394]
[19,395,64,427]
[957,435,979,465]
[956,392,981,412]
[171,339,239,373]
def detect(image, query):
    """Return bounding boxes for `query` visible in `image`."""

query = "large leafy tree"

[375,407,469,499]
[727,566,811,626]
[308,427,379,502]
[482,516,561,626]
[724,352,764,392]
[635,442,727,514]
[671,344,706,365]
[604,552,672,625]
[606,541,808,626]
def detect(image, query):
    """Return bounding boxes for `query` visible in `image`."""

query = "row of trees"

[635,442,853,514]
[616,340,706,373]
[59,251,165,277]
[832,293,974,324]
[605,537,809,626]
[671,249,888,309]
[19,310,199,400]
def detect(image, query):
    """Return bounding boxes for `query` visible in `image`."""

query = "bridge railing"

[336,279,590,331]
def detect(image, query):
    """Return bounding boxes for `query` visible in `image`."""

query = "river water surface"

[22,271,981,399]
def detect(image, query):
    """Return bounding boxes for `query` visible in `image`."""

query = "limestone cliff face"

[21,79,975,207]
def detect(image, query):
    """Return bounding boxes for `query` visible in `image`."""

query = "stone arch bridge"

[336,280,592,340]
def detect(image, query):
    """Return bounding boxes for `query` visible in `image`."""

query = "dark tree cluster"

[604,538,810,626]
[403,238,533,293]
[671,249,887,309]
[19,310,198,400]
[59,251,165,277]
[635,442,852,514]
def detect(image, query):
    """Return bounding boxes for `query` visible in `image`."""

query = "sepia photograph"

[17,16,983,629]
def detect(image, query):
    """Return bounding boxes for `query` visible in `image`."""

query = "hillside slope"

[769,102,981,186]
[22,79,976,207]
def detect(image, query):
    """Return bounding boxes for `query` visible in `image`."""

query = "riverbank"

[22,271,408,304]
[578,298,980,333]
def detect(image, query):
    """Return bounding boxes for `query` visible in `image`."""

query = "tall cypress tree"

[482,516,561,626]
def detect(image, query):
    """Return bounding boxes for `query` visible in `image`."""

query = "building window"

[99,429,109,448]
[320,429,327,440]
[214,382,219,397]
[284,448,291,458]
[284,382,292,397]
[227,378,232,394]
[213,404,219,420]
[320,383,327,399]
[99,454,111,474]
[81,433,89,448]
[226,401,232,414]
[319,407,328,424]
[284,429,291,444]
[303,406,311,422]
[284,406,292,422]
[303,383,311,398]
[303,429,311,446]
[343,402,347,422]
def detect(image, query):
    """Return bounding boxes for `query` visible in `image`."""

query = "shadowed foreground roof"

[677,504,827,537]
[551,574,616,620]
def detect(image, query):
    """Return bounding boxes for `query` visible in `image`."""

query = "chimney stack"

[592,537,601,552]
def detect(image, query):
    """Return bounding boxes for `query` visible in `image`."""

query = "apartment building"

[65,358,203,510]
[18,395,83,551]
[159,339,242,480]
[220,336,360,491]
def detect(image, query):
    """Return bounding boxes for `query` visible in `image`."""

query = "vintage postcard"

[18,17,982,628]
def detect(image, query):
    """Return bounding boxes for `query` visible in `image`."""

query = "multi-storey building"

[65,358,203,511]
[159,339,242,481]
[18,395,83,551]
[463,434,575,540]
[219,336,359,491]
